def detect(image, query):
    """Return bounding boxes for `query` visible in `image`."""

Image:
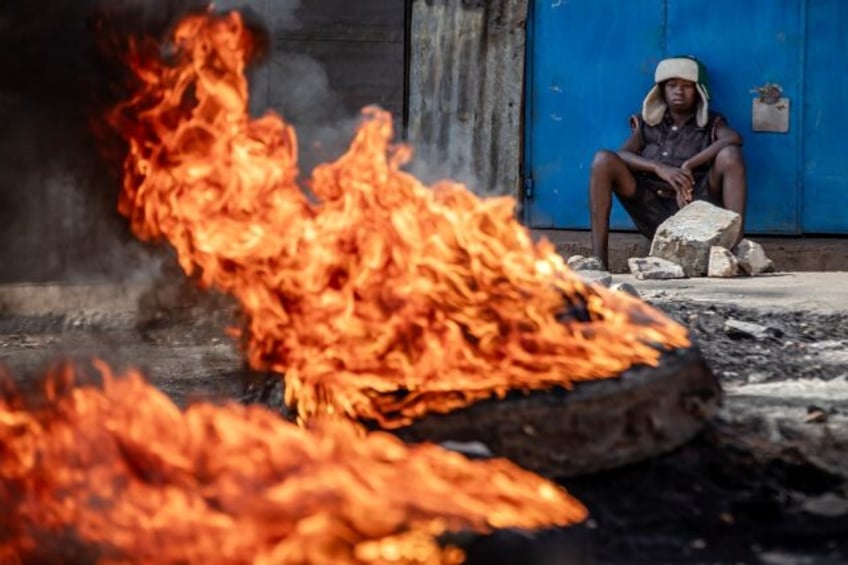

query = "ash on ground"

[2,294,847,564]
[563,298,848,565]
[662,300,848,385]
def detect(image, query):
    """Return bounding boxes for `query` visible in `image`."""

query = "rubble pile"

[629,201,775,280]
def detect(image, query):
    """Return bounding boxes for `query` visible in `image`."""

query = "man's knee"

[592,149,621,169]
[715,145,745,172]
[591,149,621,172]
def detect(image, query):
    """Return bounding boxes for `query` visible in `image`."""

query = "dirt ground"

[555,297,848,565]
[463,297,848,564]
[1,287,847,564]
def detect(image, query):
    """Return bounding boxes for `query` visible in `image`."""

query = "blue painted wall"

[524,0,848,235]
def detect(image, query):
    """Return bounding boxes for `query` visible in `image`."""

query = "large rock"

[707,246,740,278]
[649,201,742,277]
[734,238,775,275]
[627,257,686,280]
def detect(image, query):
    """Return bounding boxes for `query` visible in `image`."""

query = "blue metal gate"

[524,0,848,235]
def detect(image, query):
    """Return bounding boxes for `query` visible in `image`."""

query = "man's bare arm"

[617,127,695,197]
[682,123,743,171]
[616,128,658,174]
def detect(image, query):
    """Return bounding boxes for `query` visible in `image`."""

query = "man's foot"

[567,255,608,272]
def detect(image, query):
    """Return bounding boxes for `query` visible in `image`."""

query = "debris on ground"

[649,201,742,277]
[575,269,612,287]
[1,282,847,564]
[723,318,780,340]
[631,200,776,279]
[609,281,640,298]
[735,238,776,275]
[708,245,740,277]
[567,254,606,272]
[627,256,686,280]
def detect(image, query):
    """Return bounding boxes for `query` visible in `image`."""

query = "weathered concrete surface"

[0,1,406,284]
[616,271,848,314]
[0,279,245,407]
[620,272,848,483]
[0,333,244,408]
[3,272,846,328]
[534,230,848,274]
[0,283,147,319]
[407,0,527,198]
[0,277,720,481]
[719,379,848,481]
[2,272,847,478]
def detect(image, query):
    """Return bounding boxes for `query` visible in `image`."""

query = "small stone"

[815,349,848,365]
[567,254,585,268]
[610,282,640,298]
[576,269,612,287]
[804,409,827,424]
[724,319,773,340]
[690,539,707,550]
[627,257,686,280]
[567,255,606,271]
[695,312,724,335]
[707,246,740,277]
[801,493,848,517]
[808,340,846,351]
[438,441,494,459]
[747,371,770,383]
[733,239,775,275]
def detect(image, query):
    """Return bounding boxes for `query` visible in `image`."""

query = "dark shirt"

[632,111,725,173]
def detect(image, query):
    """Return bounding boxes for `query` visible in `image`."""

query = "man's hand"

[655,164,694,208]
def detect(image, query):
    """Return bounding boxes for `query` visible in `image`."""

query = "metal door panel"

[523,0,841,234]
[525,0,664,229]
[666,0,803,233]
[801,0,848,233]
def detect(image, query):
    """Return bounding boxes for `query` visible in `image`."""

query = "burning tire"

[393,345,720,479]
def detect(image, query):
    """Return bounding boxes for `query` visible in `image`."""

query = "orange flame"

[108,10,689,427]
[0,363,585,564]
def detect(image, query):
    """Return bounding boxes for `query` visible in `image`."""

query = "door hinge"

[523,175,535,200]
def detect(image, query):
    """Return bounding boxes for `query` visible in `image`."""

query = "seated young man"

[587,56,747,270]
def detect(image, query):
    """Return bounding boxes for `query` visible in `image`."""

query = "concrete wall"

[0,0,526,284]
[406,0,528,199]
[0,1,216,285]
[0,1,405,283]
[239,0,406,172]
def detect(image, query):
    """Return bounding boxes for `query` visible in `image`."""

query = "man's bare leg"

[708,146,747,243]
[589,150,637,268]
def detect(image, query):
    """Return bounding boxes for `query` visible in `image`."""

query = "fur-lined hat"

[642,56,710,127]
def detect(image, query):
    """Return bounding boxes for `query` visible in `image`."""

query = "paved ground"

[618,272,848,447]
[619,271,848,314]
[615,271,848,461]
[534,229,848,274]
[1,273,847,563]
[3,271,843,322]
